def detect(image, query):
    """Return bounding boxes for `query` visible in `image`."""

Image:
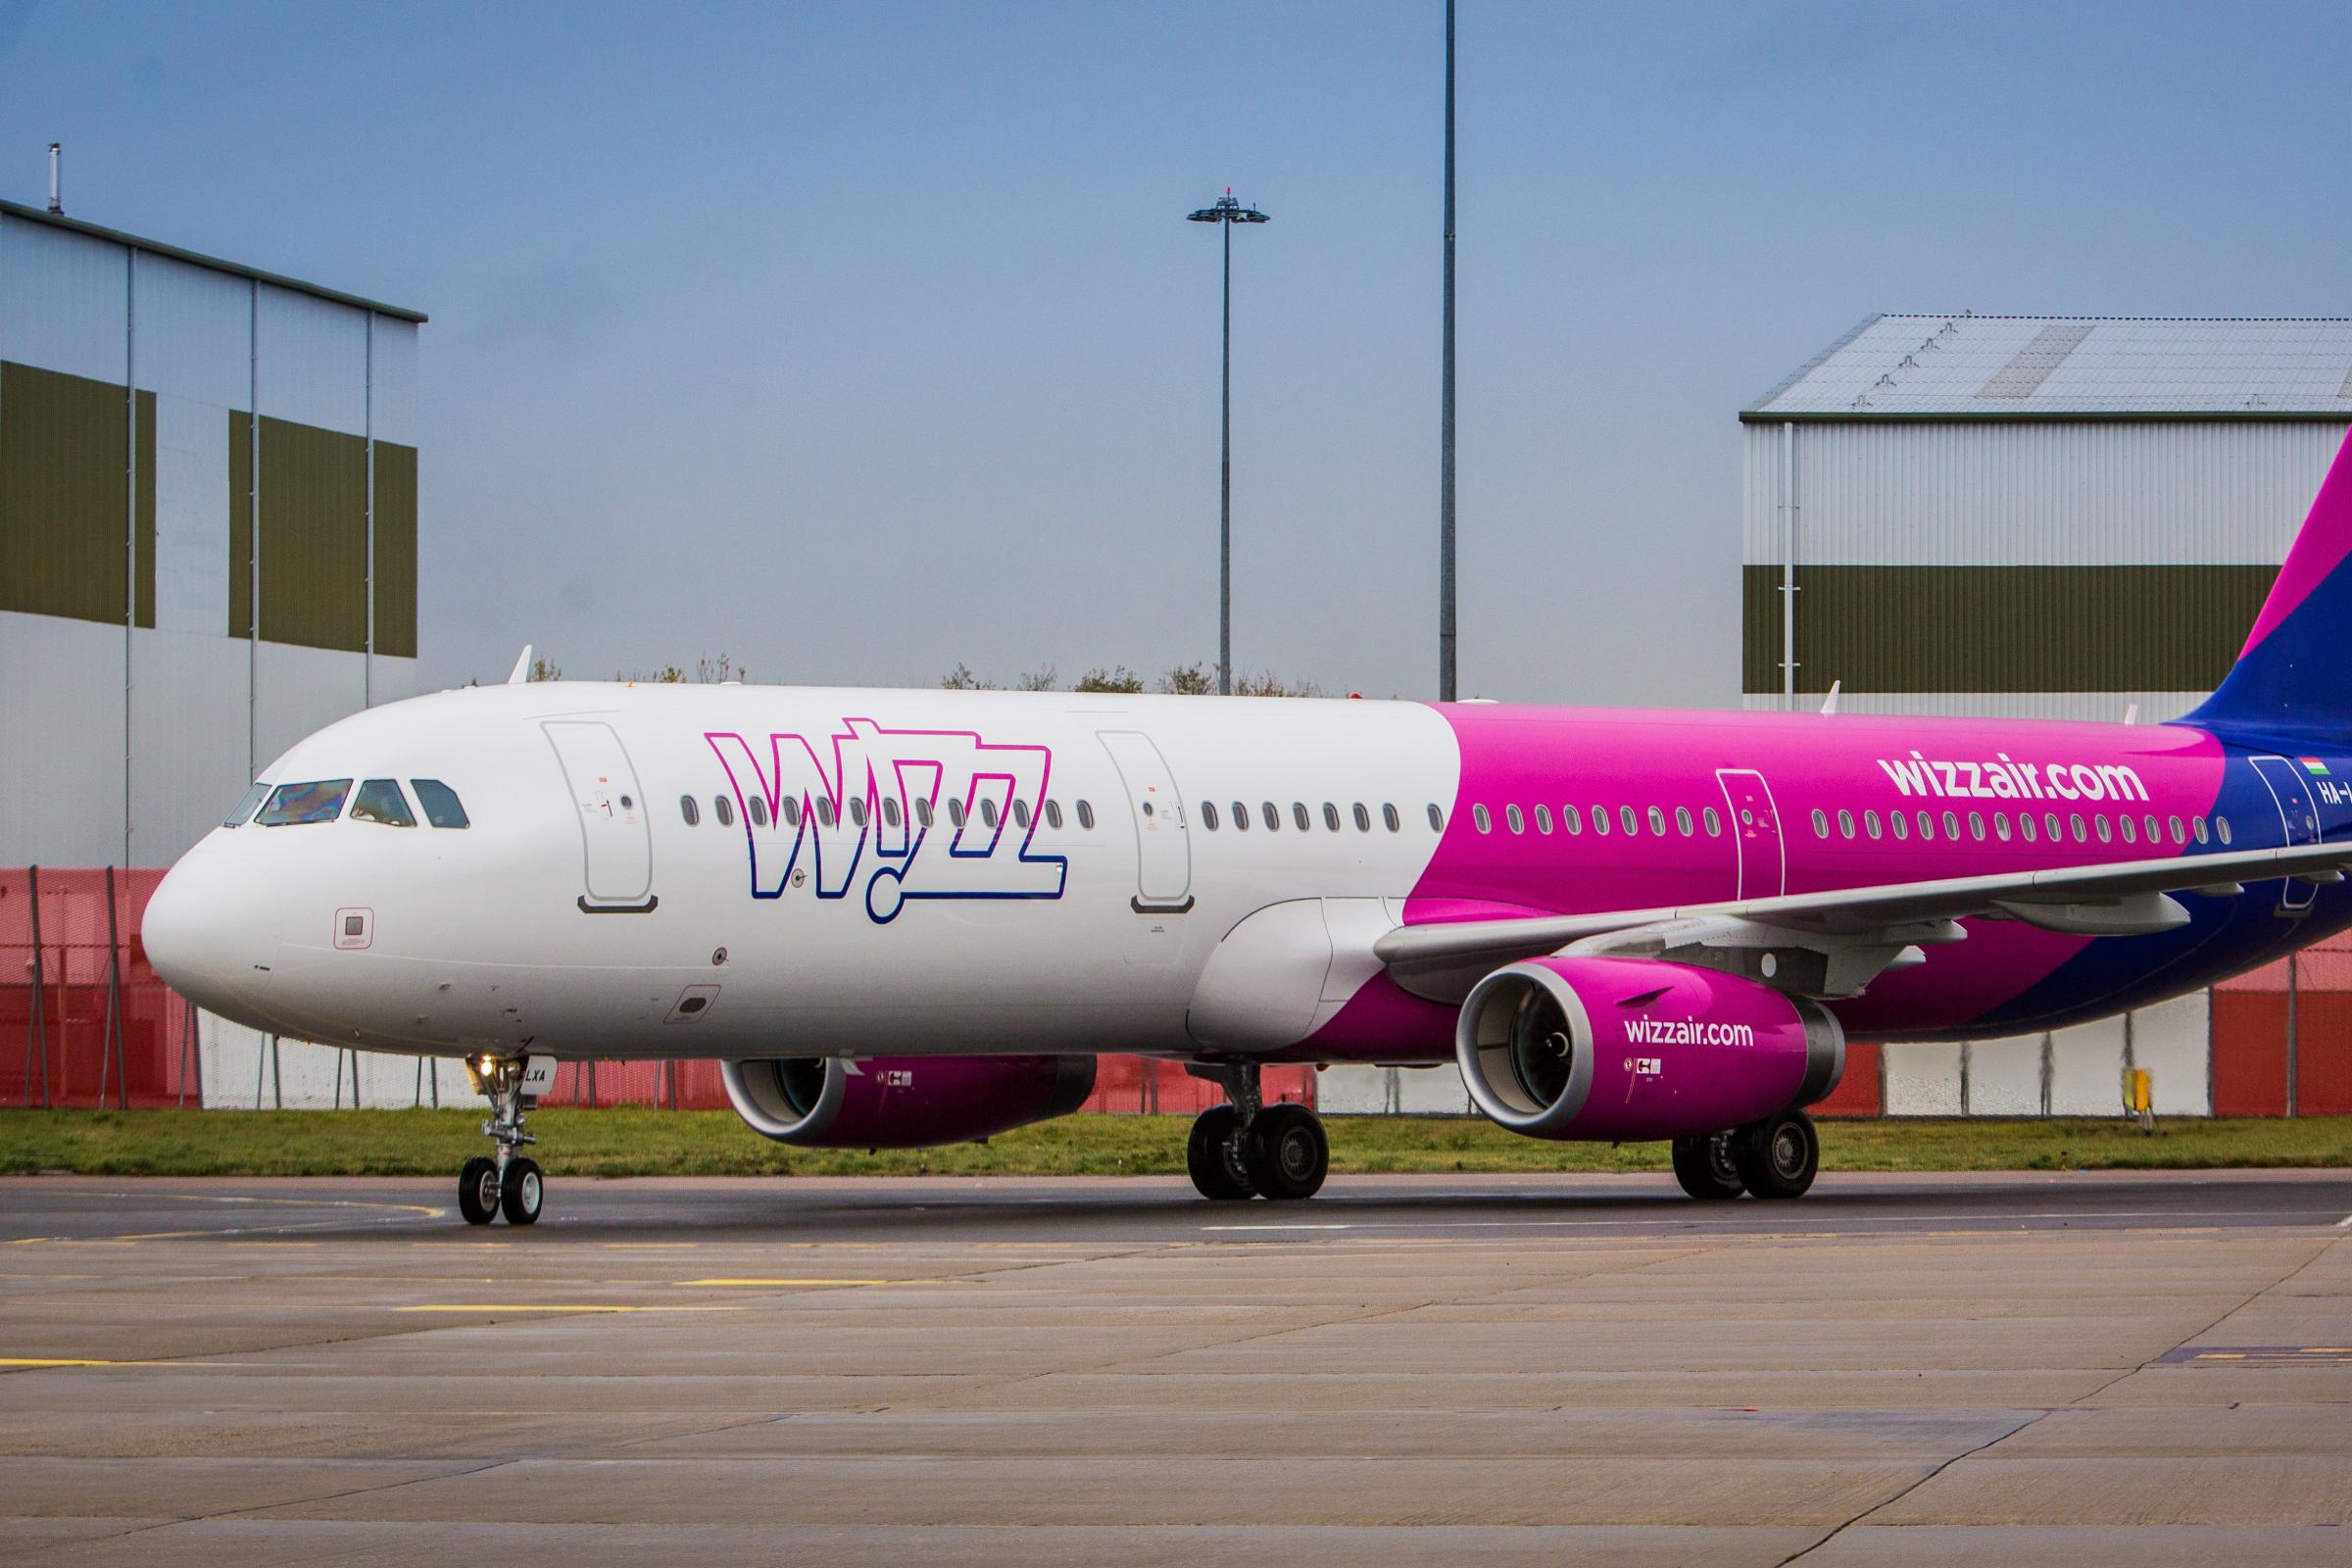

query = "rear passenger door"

[544,720,657,912]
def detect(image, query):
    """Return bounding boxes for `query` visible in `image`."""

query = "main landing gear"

[1185,1062,1330,1201]
[457,1055,545,1226]
[1671,1108,1819,1201]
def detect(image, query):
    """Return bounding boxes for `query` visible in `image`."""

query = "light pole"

[1188,190,1269,696]
[1438,0,1458,702]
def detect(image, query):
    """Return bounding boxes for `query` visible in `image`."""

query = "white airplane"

[146,432,2352,1224]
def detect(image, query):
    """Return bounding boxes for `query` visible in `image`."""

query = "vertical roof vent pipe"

[47,142,61,214]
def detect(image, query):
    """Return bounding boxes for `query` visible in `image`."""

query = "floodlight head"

[1186,193,1269,225]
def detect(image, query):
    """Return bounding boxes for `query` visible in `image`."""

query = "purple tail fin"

[2187,427,2352,740]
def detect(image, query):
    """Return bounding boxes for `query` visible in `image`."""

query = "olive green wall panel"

[227,409,253,638]
[371,442,417,660]
[256,416,368,653]
[0,361,128,625]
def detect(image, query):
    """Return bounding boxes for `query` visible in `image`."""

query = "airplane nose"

[143,847,269,1016]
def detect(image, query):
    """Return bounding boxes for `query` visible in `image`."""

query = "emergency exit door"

[1716,767,1788,901]
[545,720,657,912]
[1099,730,1194,912]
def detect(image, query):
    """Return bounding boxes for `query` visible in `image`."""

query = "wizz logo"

[706,718,1068,924]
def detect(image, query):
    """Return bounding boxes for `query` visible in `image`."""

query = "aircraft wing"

[1374,839,2352,1000]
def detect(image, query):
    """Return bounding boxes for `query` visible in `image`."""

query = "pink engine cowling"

[1455,956,1843,1142]
[721,1054,1098,1149]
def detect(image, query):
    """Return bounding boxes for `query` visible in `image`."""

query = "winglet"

[507,645,534,685]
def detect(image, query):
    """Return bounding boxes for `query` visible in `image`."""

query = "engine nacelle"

[1456,956,1843,1142]
[721,1054,1097,1149]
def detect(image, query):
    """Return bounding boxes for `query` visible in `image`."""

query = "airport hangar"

[0,197,422,870]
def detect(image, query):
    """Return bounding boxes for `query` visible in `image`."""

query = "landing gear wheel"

[1671,1132,1745,1200]
[500,1156,545,1225]
[458,1155,500,1226]
[1187,1105,1255,1200]
[1732,1109,1819,1200]
[1244,1103,1329,1200]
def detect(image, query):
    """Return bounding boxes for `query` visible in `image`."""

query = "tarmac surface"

[2,1168,2349,1564]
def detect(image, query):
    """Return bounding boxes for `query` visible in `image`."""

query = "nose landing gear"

[457,1055,545,1226]
[1184,1061,1329,1201]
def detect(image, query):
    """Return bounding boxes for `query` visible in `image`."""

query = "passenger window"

[1013,800,1031,830]
[1891,811,1908,841]
[2021,811,2036,843]
[2143,814,2160,844]
[1077,800,1096,830]
[1704,806,1722,836]
[1941,811,1959,840]
[1993,812,2011,842]
[1621,806,1639,835]
[2169,814,2184,844]
[1592,806,1610,837]
[1262,802,1280,831]
[1293,802,1310,831]
[1916,810,1934,841]
[816,799,836,829]
[885,797,903,829]
[351,778,416,827]
[223,782,270,828]
[411,778,469,829]
[1473,805,1492,833]
[949,798,966,828]
[1504,805,1523,834]
[749,796,770,828]
[783,796,802,828]
[256,779,352,826]
[917,798,935,828]
[2120,814,2135,845]
[1646,806,1665,836]
[1201,801,1220,831]
[850,798,869,829]
[2217,814,2232,845]
[679,794,701,826]
[1383,804,1400,832]
[714,796,735,828]
[1811,808,1829,839]
[1427,804,1445,832]
[2044,811,2062,841]
[2070,812,2086,842]
[2094,814,2111,843]
[981,799,1000,830]
[1354,803,1372,832]
[1563,805,1582,835]
[1838,808,1855,839]
[1969,811,1984,841]
[1323,802,1342,832]
[1534,804,1552,835]
[1232,801,1249,831]
[1864,809,1882,839]
[1676,806,1693,837]
[2193,815,2209,844]
[1044,799,1061,830]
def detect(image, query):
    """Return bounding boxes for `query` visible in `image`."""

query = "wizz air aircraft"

[147,434,2352,1225]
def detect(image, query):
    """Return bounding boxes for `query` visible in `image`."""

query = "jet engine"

[720,1054,1098,1149]
[1456,956,1843,1142]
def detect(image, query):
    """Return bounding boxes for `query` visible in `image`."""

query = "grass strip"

[0,1107,2347,1179]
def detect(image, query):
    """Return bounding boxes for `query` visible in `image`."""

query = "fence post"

[333,1050,346,1109]
[101,865,128,1110]
[24,866,50,1108]
[587,1059,598,1108]
[270,1034,281,1109]
[178,997,200,1108]
[2286,951,2300,1119]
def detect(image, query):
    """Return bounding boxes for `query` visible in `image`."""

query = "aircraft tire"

[459,1156,500,1225]
[1732,1109,1819,1200]
[1671,1132,1746,1200]
[1188,1106,1256,1200]
[500,1157,545,1226]
[1244,1103,1329,1201]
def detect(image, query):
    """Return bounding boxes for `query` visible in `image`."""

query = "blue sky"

[5,1,2348,703]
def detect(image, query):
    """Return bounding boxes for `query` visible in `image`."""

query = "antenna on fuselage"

[507,645,534,685]
[1820,679,1841,715]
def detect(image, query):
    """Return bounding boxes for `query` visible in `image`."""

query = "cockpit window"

[255,779,352,826]
[411,778,470,829]
[222,782,270,828]
[351,779,417,827]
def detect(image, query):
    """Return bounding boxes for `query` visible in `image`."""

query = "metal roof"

[0,200,426,323]
[1744,314,2352,422]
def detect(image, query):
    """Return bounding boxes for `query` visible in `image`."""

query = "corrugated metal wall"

[0,209,420,867]
[1740,417,2351,711]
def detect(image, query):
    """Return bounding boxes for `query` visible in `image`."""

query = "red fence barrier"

[1,867,201,1107]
